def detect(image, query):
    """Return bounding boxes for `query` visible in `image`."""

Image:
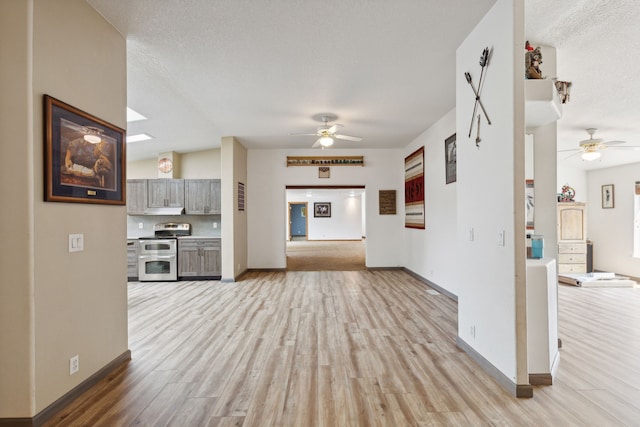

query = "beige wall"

[1,0,128,417]
[0,0,36,416]
[221,137,247,280]
[127,148,221,179]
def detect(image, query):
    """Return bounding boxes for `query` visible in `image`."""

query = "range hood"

[143,207,185,216]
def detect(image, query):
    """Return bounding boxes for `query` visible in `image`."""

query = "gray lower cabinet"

[178,238,221,278]
[127,240,138,280]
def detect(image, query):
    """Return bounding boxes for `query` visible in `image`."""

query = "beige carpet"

[286,240,365,271]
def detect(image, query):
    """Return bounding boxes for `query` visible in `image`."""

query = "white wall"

[403,109,460,295]
[587,162,640,277]
[287,191,363,240]
[456,0,527,387]
[247,149,403,269]
[558,165,587,202]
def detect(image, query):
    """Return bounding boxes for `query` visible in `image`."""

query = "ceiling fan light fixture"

[319,136,334,147]
[581,150,601,161]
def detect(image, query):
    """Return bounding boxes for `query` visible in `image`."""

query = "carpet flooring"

[286,240,365,271]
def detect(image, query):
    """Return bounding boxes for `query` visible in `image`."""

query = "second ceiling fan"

[290,114,363,148]
[558,128,638,161]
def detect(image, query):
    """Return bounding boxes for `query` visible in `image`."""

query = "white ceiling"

[87,0,640,171]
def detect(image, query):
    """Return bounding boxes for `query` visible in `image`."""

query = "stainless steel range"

[138,223,191,281]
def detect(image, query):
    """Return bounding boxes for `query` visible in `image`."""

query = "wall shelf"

[525,79,562,129]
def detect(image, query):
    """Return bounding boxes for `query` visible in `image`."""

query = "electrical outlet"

[470,325,476,339]
[468,228,474,241]
[213,222,218,229]
[69,355,79,375]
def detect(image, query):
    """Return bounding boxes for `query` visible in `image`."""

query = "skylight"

[126,107,147,122]
[126,133,153,143]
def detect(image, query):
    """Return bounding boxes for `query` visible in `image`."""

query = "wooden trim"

[456,337,533,398]
[286,185,365,190]
[246,268,286,273]
[529,373,553,385]
[0,418,31,426]
[0,350,132,427]
[402,267,458,302]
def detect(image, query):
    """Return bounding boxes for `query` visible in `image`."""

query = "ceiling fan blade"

[557,148,582,153]
[312,138,322,148]
[602,140,626,146]
[290,132,319,137]
[562,150,584,161]
[335,134,363,142]
[605,146,640,150]
[327,124,343,134]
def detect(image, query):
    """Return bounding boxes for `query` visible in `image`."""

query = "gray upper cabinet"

[126,179,147,215]
[185,179,221,215]
[147,179,185,208]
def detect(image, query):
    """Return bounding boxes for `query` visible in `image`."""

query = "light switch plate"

[69,234,84,252]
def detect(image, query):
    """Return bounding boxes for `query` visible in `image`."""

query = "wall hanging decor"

[404,146,425,229]
[286,156,364,167]
[379,190,396,215]
[445,133,457,184]
[601,184,614,209]
[314,202,331,217]
[44,95,125,204]
[465,47,492,146]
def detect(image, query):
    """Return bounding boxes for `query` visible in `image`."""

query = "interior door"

[289,202,308,240]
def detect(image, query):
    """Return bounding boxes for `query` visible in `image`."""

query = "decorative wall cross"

[465,47,492,147]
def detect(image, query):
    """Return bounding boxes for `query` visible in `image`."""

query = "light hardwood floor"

[43,271,640,426]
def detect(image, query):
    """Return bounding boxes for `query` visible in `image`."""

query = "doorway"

[288,202,308,241]
[285,186,366,271]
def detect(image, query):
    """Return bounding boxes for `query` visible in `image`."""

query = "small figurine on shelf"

[554,79,572,104]
[525,41,543,79]
[558,184,576,202]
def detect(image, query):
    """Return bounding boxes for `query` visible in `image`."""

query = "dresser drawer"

[558,253,587,264]
[558,263,587,274]
[558,243,586,254]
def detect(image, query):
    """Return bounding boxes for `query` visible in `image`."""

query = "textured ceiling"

[87,0,640,171]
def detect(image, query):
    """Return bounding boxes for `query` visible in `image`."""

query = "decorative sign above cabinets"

[286,156,364,167]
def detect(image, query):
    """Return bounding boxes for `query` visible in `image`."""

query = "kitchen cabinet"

[557,202,587,274]
[178,238,221,278]
[185,179,221,214]
[127,239,139,280]
[147,179,185,208]
[126,179,147,215]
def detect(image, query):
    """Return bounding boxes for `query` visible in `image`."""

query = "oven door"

[138,239,177,281]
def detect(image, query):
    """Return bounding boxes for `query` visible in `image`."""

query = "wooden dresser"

[557,202,587,274]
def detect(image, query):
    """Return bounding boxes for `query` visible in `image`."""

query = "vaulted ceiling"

[88,0,640,171]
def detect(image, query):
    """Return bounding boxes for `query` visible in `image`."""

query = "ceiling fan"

[290,114,363,148]
[558,128,637,161]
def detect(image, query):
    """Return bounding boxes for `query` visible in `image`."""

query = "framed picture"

[319,166,330,178]
[44,95,125,204]
[314,202,331,217]
[602,184,614,209]
[525,180,534,229]
[445,133,456,184]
